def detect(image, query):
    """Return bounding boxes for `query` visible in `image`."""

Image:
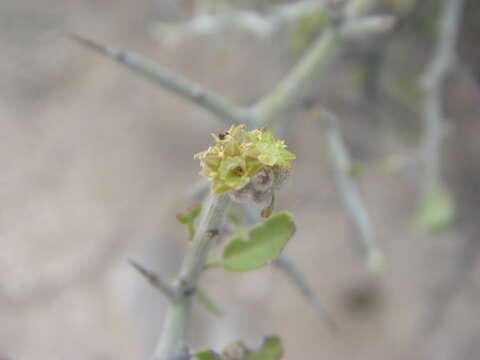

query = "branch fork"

[72,0,392,358]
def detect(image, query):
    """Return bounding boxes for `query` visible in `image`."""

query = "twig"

[253,27,341,126]
[252,2,392,127]
[273,255,337,329]
[319,110,382,272]
[128,259,177,302]
[70,35,251,126]
[412,0,467,345]
[71,0,389,131]
[345,0,378,19]
[340,15,396,39]
[129,258,223,317]
[151,1,329,41]
[418,0,464,191]
[151,193,230,360]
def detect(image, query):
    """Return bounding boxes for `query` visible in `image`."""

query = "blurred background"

[2,0,480,359]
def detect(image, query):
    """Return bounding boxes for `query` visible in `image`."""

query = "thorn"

[273,255,339,331]
[68,34,123,61]
[68,34,107,54]
[69,34,246,126]
[128,258,177,301]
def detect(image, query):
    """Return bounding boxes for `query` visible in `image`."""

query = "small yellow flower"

[195,125,296,194]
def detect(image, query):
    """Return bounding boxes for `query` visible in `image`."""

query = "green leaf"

[176,205,201,238]
[194,350,223,360]
[417,187,455,233]
[367,248,384,274]
[245,336,283,360]
[221,212,295,272]
[176,204,201,224]
[196,336,283,360]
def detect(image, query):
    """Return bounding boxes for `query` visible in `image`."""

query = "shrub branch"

[70,35,251,126]
[128,259,178,302]
[319,110,382,271]
[151,193,230,360]
[418,0,464,191]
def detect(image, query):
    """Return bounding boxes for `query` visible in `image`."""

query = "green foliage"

[221,211,295,272]
[194,336,283,360]
[176,205,202,238]
[194,350,223,360]
[367,248,385,273]
[417,187,455,233]
[245,336,283,360]
[289,10,329,55]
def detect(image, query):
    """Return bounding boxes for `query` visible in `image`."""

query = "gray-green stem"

[319,110,382,272]
[252,0,390,127]
[252,28,341,127]
[151,193,230,360]
[419,0,464,192]
[71,35,251,127]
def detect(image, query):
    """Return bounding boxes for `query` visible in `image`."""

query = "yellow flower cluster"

[194,125,296,194]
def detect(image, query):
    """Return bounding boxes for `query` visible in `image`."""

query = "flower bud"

[195,124,295,195]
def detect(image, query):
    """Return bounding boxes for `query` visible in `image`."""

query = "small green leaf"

[176,204,201,224]
[194,349,223,360]
[195,289,223,317]
[417,187,455,233]
[221,212,295,272]
[367,248,384,274]
[245,336,283,360]
[176,205,201,238]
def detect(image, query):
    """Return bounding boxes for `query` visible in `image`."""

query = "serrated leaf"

[245,336,283,360]
[417,188,455,233]
[194,349,223,360]
[176,205,201,238]
[221,212,295,272]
